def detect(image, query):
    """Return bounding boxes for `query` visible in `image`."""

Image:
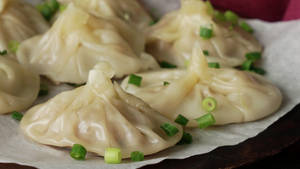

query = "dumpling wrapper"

[57,0,153,30]
[146,0,262,68]
[0,56,39,114]
[17,4,158,84]
[0,0,49,53]
[121,43,282,127]
[20,63,183,158]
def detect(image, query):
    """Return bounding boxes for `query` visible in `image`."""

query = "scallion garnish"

[202,97,217,112]
[208,62,220,69]
[163,81,170,86]
[131,151,144,162]
[241,60,253,71]
[239,21,254,33]
[224,10,239,25]
[11,111,23,121]
[105,148,122,164]
[214,10,226,22]
[0,50,7,56]
[47,0,59,13]
[160,123,179,137]
[37,4,52,21]
[245,52,261,61]
[128,74,142,87]
[160,61,177,69]
[70,144,87,160]
[203,50,209,56]
[39,84,49,97]
[251,67,266,75]
[177,132,193,145]
[8,41,20,53]
[174,114,189,126]
[195,113,216,129]
[149,19,159,26]
[200,27,213,39]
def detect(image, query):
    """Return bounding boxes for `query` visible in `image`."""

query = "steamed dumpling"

[17,4,158,84]
[20,63,183,158]
[58,0,152,30]
[0,56,39,114]
[121,44,282,127]
[0,0,49,53]
[146,0,262,68]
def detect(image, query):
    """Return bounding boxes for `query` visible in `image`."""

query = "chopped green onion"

[131,151,144,162]
[200,27,213,39]
[195,113,216,129]
[0,50,7,56]
[251,67,266,75]
[224,10,239,25]
[105,148,122,164]
[163,81,170,86]
[37,4,52,21]
[239,21,254,33]
[203,50,209,56]
[70,144,87,160]
[11,111,23,121]
[208,62,220,69]
[214,10,226,21]
[39,84,49,96]
[245,52,261,61]
[47,0,59,13]
[160,61,177,69]
[8,41,20,53]
[205,1,214,15]
[59,4,67,12]
[160,123,179,137]
[174,114,189,126]
[202,97,217,112]
[241,60,253,70]
[177,132,193,145]
[128,74,142,87]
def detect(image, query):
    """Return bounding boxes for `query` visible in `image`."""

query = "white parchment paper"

[1,0,300,169]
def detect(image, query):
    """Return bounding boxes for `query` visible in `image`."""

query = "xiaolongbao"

[17,4,158,84]
[121,44,281,127]
[146,0,262,68]
[0,0,49,54]
[21,63,183,158]
[0,56,40,114]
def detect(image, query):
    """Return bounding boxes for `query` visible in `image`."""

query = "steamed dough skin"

[21,64,183,158]
[121,45,282,127]
[57,0,152,30]
[0,57,40,114]
[0,0,49,55]
[17,4,158,84]
[146,0,262,68]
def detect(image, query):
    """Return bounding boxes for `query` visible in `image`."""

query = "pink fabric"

[210,0,300,22]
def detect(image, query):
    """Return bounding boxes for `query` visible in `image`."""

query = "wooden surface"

[1,104,299,169]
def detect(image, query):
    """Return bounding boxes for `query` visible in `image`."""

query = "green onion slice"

[47,0,59,13]
[241,60,253,70]
[200,27,213,39]
[195,113,216,129]
[239,21,254,33]
[203,50,210,56]
[245,52,261,61]
[251,67,266,75]
[39,84,49,97]
[208,62,220,69]
[160,123,179,137]
[160,61,177,69]
[105,148,122,164]
[174,114,189,126]
[163,81,170,86]
[202,97,217,112]
[8,41,20,53]
[131,151,144,162]
[128,74,142,87]
[11,111,23,121]
[37,4,52,21]
[214,10,226,21]
[0,50,7,56]
[70,144,87,160]
[224,10,239,25]
[177,132,193,145]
